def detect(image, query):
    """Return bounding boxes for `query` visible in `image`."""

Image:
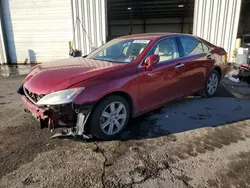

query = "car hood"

[23,57,124,94]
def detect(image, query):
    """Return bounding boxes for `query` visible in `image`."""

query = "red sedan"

[18,33,228,140]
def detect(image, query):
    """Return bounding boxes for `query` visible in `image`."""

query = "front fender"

[71,76,139,114]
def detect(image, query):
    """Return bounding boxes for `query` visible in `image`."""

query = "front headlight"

[37,87,85,106]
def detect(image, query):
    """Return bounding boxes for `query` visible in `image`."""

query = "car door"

[137,37,185,112]
[177,36,213,95]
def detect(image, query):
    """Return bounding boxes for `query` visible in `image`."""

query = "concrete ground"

[1,67,250,188]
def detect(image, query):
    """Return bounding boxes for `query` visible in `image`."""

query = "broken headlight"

[37,87,85,106]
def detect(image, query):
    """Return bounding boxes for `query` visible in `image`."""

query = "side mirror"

[144,54,160,70]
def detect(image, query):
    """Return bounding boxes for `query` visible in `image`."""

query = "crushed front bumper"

[22,95,47,120]
[20,89,93,134]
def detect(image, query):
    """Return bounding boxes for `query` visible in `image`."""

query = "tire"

[88,95,130,140]
[200,70,220,98]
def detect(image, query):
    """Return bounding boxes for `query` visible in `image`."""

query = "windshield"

[87,39,151,63]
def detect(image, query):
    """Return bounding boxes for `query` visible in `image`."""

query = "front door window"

[148,38,179,63]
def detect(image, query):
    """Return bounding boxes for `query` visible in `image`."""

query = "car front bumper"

[22,95,48,120]
[20,86,93,135]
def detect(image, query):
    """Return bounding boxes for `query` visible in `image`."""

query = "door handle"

[207,54,211,59]
[175,63,184,69]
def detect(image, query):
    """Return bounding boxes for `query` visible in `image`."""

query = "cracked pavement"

[1,75,250,188]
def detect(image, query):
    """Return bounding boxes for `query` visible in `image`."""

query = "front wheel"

[88,95,130,140]
[200,70,220,97]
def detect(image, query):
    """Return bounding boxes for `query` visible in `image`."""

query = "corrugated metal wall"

[193,0,241,62]
[71,0,107,56]
[2,0,73,63]
[0,15,7,64]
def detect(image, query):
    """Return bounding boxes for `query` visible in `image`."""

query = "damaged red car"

[18,33,228,140]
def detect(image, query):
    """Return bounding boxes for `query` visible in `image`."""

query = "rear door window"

[202,43,210,53]
[179,36,206,56]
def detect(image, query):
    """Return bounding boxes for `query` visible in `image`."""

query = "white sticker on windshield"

[124,58,133,62]
[133,40,150,44]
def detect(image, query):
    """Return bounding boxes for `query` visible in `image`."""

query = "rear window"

[202,43,210,53]
[179,36,206,56]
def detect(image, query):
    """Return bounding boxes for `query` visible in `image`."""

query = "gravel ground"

[1,75,250,188]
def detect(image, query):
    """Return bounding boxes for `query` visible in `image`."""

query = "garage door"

[107,0,194,40]
[2,0,73,63]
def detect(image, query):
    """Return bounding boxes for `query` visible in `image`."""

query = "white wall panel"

[72,0,107,55]
[0,15,7,64]
[2,0,73,63]
[193,0,242,62]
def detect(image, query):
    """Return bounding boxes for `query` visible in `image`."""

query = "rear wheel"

[200,70,220,97]
[89,95,130,140]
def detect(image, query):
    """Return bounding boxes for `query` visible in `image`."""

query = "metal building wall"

[193,0,242,62]
[71,0,107,56]
[2,0,73,63]
[0,15,6,64]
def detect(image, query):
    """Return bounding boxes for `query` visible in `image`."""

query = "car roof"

[118,32,193,40]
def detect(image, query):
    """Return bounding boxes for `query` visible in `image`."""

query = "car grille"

[23,87,45,103]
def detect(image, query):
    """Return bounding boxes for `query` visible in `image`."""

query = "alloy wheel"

[207,73,219,95]
[100,101,127,135]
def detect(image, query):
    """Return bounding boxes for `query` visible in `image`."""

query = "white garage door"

[2,0,73,63]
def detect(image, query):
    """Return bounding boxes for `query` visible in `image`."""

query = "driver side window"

[150,38,179,63]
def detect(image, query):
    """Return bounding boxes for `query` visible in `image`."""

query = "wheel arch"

[211,66,222,79]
